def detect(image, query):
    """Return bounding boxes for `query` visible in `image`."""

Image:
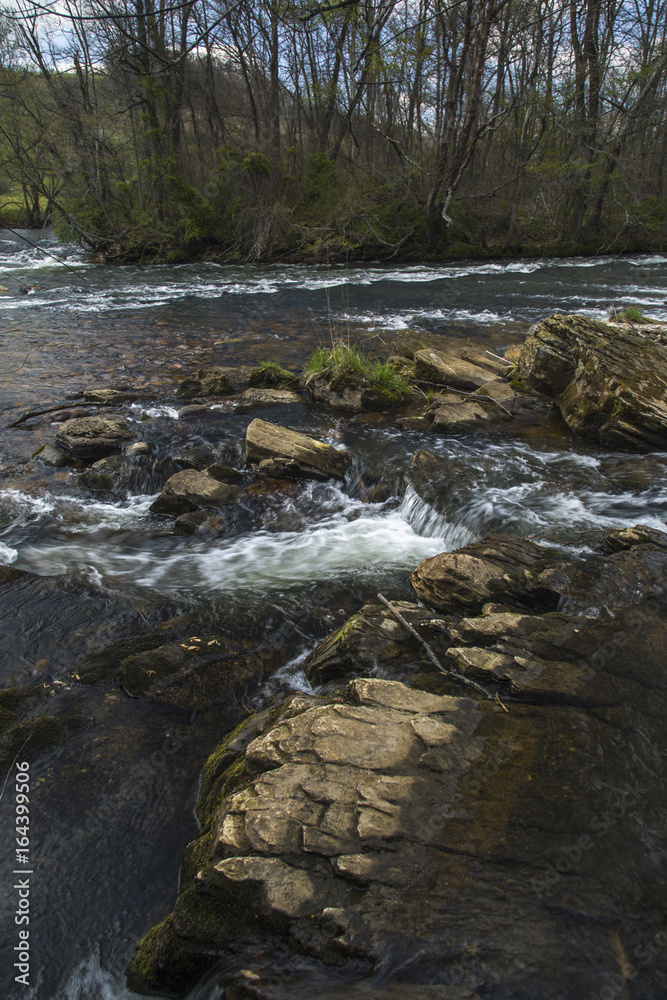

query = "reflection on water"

[1,231,667,1000]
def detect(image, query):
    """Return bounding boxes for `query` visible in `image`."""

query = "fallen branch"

[377,593,509,711]
[7,399,114,428]
[427,382,514,419]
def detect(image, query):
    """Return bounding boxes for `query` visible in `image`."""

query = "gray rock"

[428,393,489,430]
[35,444,70,466]
[125,441,151,456]
[55,416,134,459]
[246,419,350,480]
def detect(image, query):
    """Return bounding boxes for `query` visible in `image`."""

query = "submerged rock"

[245,419,350,480]
[519,312,667,450]
[150,469,246,516]
[55,415,134,459]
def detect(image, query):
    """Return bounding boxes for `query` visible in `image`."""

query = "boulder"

[428,393,489,431]
[55,415,134,459]
[411,525,667,616]
[519,313,667,450]
[34,444,70,466]
[306,375,409,412]
[150,469,246,516]
[304,600,455,686]
[245,419,350,480]
[178,366,255,398]
[78,454,124,491]
[126,640,667,999]
[414,348,498,391]
[178,404,215,419]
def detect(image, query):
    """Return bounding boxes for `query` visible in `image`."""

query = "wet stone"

[55,415,134,460]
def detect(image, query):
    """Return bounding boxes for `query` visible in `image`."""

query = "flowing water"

[1,232,667,999]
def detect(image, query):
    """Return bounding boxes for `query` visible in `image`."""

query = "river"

[0,231,666,999]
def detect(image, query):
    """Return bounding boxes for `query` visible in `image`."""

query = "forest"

[0,0,666,262]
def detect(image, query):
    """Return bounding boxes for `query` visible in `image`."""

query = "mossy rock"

[0,686,47,734]
[0,713,92,770]
[247,364,299,390]
[71,616,197,685]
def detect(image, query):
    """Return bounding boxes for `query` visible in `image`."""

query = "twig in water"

[376,593,509,710]
[7,399,114,428]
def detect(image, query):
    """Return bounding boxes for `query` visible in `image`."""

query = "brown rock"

[150,469,246,516]
[245,419,349,480]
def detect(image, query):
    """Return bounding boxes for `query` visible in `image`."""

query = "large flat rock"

[245,419,350,480]
[519,313,667,451]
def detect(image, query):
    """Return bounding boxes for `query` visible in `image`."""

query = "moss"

[248,361,299,389]
[0,714,92,771]
[509,377,527,392]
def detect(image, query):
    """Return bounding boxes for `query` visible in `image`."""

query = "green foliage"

[614,305,657,324]
[304,342,409,400]
[242,153,270,177]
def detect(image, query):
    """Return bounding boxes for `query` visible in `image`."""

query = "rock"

[35,444,70,466]
[245,419,350,480]
[55,415,134,459]
[206,463,243,484]
[0,713,92,771]
[428,393,489,431]
[518,312,667,450]
[78,454,124,491]
[304,600,455,686]
[173,448,215,470]
[386,355,416,377]
[173,510,215,534]
[178,366,255,398]
[411,526,667,616]
[126,644,667,998]
[125,441,151,456]
[70,617,198,685]
[83,388,136,403]
[306,376,408,412]
[473,378,535,410]
[117,636,279,708]
[236,388,302,411]
[247,364,300,390]
[178,404,215,419]
[414,348,498,392]
[0,285,11,295]
[150,469,246,516]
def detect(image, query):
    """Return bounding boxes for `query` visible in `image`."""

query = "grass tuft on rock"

[611,305,657,324]
[304,341,409,401]
[248,360,299,389]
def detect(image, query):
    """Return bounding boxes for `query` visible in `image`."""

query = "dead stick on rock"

[6,399,114,428]
[377,593,509,711]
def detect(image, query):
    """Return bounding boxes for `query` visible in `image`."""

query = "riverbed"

[1,232,666,999]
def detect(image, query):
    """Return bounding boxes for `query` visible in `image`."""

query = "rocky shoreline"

[2,312,667,997]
